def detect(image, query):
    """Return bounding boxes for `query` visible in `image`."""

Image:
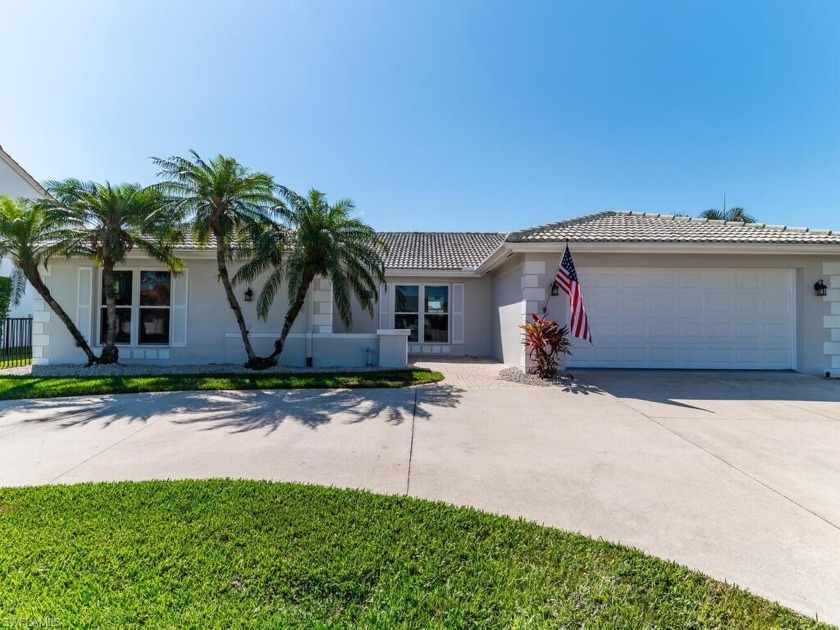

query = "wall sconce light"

[550,284,560,296]
[244,287,254,302]
[815,280,827,297]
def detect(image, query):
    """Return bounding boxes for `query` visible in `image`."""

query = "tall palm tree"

[699,207,756,223]
[153,151,281,368]
[38,180,184,364]
[236,188,386,368]
[0,196,99,365]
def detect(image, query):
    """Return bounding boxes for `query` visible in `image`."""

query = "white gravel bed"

[1,363,395,378]
[499,366,573,387]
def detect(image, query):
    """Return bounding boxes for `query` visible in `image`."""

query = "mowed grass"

[0,480,827,629]
[0,369,443,401]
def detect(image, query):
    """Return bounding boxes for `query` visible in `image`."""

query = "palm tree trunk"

[100,262,119,364]
[26,271,99,366]
[269,273,314,363]
[214,237,260,366]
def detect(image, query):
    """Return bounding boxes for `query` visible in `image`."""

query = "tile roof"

[508,211,840,244]
[377,232,507,269]
[176,231,508,270]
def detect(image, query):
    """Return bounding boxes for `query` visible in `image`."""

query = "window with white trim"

[395,284,449,343]
[99,270,172,345]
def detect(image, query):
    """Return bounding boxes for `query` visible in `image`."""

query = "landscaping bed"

[0,480,825,628]
[0,369,443,401]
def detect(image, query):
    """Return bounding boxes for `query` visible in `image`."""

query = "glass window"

[139,309,170,345]
[101,270,133,306]
[140,271,171,306]
[424,285,448,314]
[99,307,132,344]
[395,285,420,342]
[139,271,171,345]
[424,314,448,342]
[394,284,449,344]
[395,285,419,313]
[98,270,173,346]
[100,270,132,344]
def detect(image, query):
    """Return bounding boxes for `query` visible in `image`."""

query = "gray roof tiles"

[508,211,840,244]
[377,232,508,270]
[173,211,840,271]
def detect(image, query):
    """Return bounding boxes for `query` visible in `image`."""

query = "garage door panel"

[734,323,760,339]
[678,297,703,314]
[650,297,674,315]
[765,323,790,339]
[678,322,704,337]
[622,321,646,338]
[736,297,762,315]
[679,273,704,289]
[707,274,734,289]
[707,297,733,315]
[649,322,675,338]
[567,267,793,370]
[736,272,762,289]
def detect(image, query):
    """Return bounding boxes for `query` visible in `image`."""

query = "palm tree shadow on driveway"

[14,384,465,435]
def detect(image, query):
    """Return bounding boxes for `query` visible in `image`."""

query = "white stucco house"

[31,211,840,375]
[0,145,46,318]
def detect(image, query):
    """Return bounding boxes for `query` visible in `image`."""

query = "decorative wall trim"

[822,262,840,371]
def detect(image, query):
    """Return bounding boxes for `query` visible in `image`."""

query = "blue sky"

[3,0,839,231]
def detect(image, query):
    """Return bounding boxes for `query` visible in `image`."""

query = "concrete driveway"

[1,368,840,624]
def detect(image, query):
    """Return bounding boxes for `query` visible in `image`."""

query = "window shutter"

[76,267,93,342]
[452,283,464,344]
[379,283,393,328]
[171,269,189,347]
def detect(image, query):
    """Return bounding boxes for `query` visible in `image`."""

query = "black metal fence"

[0,317,33,368]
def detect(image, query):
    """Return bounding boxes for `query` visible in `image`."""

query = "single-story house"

[33,211,840,375]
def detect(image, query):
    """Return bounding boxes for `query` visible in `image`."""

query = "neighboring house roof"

[0,145,47,197]
[377,232,508,270]
[508,210,840,244]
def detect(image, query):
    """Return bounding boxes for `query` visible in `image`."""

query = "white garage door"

[566,268,795,370]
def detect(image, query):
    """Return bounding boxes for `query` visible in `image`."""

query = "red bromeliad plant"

[520,313,572,379]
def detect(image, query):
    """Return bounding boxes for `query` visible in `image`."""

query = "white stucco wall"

[38,255,388,367]
[336,275,493,357]
[489,255,526,366]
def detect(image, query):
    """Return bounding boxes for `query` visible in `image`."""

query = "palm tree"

[699,207,756,223]
[0,196,99,365]
[236,188,386,368]
[153,152,281,368]
[38,180,184,364]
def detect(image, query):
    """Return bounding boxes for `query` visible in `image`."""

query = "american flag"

[554,245,593,343]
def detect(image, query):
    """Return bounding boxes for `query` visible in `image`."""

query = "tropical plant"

[520,313,572,379]
[0,196,99,364]
[235,188,386,369]
[153,151,281,368]
[0,276,11,320]
[698,207,756,223]
[37,181,183,364]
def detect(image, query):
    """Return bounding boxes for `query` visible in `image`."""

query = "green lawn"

[0,480,826,629]
[0,369,443,401]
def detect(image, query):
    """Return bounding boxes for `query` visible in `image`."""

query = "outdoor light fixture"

[244,287,254,302]
[550,284,560,296]
[815,279,828,297]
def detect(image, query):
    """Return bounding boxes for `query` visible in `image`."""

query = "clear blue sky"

[3,0,839,231]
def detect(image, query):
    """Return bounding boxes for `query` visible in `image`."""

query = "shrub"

[0,276,11,320]
[520,313,572,379]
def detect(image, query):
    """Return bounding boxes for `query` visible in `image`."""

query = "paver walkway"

[411,356,528,388]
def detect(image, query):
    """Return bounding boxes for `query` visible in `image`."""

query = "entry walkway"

[411,356,527,388]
